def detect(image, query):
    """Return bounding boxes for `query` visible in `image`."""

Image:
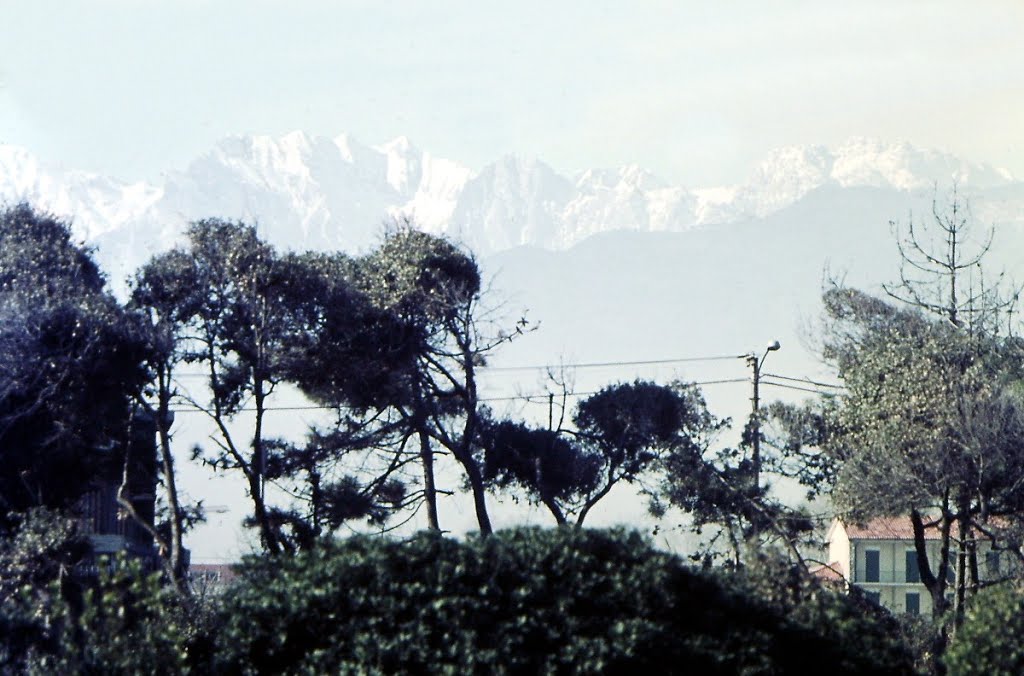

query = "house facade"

[74,409,162,573]
[823,516,1003,616]
[189,563,239,595]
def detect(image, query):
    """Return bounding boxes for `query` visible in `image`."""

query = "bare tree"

[884,184,1020,335]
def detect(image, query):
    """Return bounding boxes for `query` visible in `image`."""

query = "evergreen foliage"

[946,583,1024,675]
[214,527,914,675]
[0,204,149,526]
[480,380,729,528]
[0,508,89,672]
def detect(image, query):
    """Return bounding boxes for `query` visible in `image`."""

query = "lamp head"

[766,340,781,352]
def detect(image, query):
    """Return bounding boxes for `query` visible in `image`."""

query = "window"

[865,591,881,605]
[905,550,920,583]
[986,551,1000,577]
[905,592,920,615]
[865,550,880,582]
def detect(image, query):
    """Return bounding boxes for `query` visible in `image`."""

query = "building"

[188,563,239,595]
[74,409,161,573]
[822,516,1004,616]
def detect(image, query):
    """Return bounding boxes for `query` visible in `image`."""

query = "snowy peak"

[562,165,691,243]
[1,133,1019,280]
[742,144,833,216]
[0,144,161,242]
[333,133,378,167]
[830,137,1011,190]
[375,135,423,196]
[151,131,476,253]
[0,145,47,207]
[440,155,574,251]
[745,137,1014,196]
[730,138,1016,221]
[575,164,668,193]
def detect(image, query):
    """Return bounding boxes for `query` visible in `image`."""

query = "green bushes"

[30,559,206,676]
[1,526,917,673]
[2,551,209,675]
[215,528,914,675]
[946,583,1024,676]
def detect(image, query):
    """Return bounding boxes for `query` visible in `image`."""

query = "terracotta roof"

[189,563,239,582]
[842,515,941,541]
[809,562,845,582]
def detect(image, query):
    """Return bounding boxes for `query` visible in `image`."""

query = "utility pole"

[746,340,781,496]
[548,392,554,431]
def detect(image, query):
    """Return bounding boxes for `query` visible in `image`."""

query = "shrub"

[216,527,914,674]
[946,583,1024,675]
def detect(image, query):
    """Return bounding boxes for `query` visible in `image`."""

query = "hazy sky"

[2,1,1022,185]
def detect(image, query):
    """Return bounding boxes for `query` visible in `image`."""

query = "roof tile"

[843,515,941,541]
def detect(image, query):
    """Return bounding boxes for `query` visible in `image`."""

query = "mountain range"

[2,133,1019,278]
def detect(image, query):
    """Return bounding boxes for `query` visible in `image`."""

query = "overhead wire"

[162,350,848,414]
[169,352,752,380]
[481,354,750,372]
[761,372,844,390]
[167,377,755,414]
[760,380,839,395]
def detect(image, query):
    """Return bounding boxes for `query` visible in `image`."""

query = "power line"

[760,380,838,395]
[515,377,752,404]
[167,377,754,414]
[168,352,751,381]
[762,372,844,389]
[481,354,749,373]
[693,377,751,386]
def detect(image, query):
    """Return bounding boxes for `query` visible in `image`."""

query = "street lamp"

[746,340,780,494]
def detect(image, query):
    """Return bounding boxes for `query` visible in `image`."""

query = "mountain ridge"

[1,134,1018,270]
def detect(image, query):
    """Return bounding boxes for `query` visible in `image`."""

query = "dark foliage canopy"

[946,583,1024,675]
[214,527,914,675]
[0,204,149,524]
[480,419,602,504]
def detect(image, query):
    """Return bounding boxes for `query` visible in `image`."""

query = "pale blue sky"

[2,1,1022,185]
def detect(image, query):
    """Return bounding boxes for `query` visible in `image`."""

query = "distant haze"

[2,2,1022,186]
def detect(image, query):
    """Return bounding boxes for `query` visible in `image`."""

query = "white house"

[820,516,1004,616]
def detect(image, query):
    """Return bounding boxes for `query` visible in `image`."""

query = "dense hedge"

[946,583,1024,675]
[214,527,913,675]
[0,538,205,675]
[2,525,916,673]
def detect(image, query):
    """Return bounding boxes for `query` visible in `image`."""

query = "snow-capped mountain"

[1,133,1018,276]
[0,145,161,242]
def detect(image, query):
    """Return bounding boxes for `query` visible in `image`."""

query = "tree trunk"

[308,466,322,538]
[952,508,970,631]
[967,534,979,596]
[540,494,568,526]
[576,464,618,527]
[418,427,441,531]
[154,384,188,589]
[456,313,492,536]
[911,508,950,621]
[247,468,280,554]
[458,452,492,535]
[250,379,283,554]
